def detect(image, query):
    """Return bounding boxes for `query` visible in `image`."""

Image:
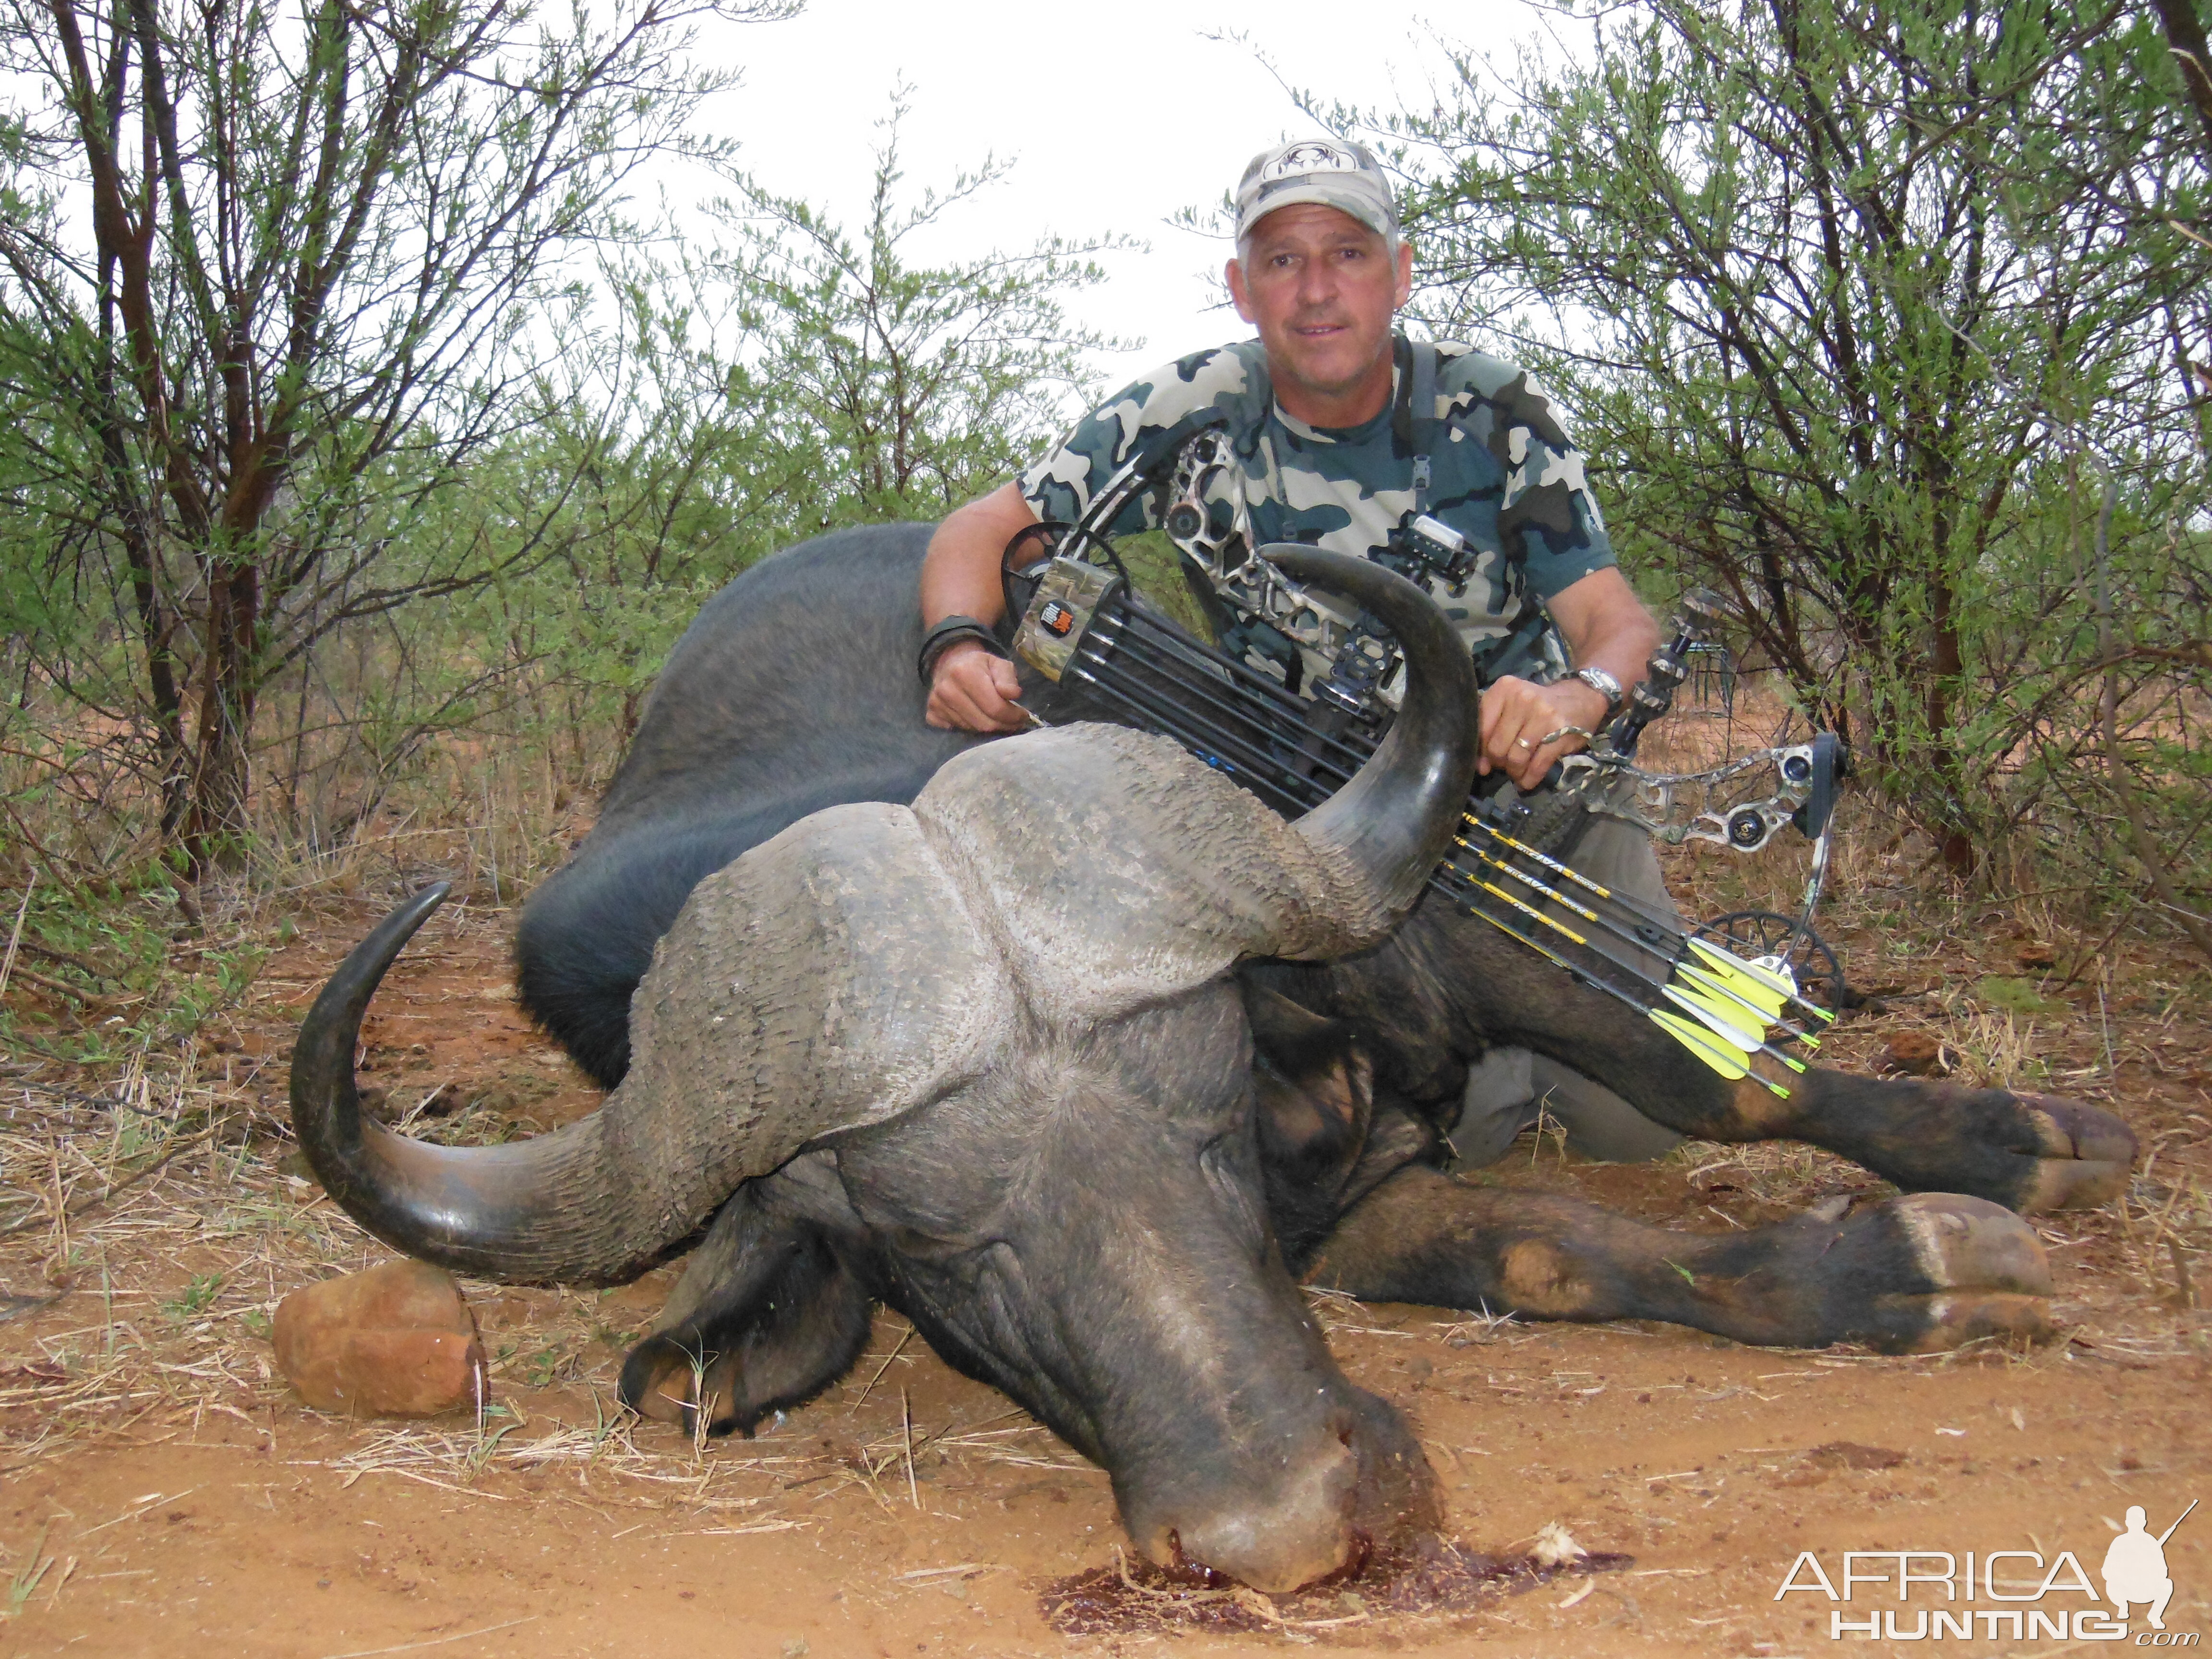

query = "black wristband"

[917,615,1009,685]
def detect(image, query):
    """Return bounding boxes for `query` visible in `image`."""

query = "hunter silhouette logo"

[2107,1502,2196,1632]
[1775,1498,2198,1642]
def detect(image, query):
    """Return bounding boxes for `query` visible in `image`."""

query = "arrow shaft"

[1463,816,1835,1029]
[1440,852,1812,1063]
[1454,891,1802,1089]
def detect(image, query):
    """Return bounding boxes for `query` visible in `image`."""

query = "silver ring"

[1515,737,1534,751]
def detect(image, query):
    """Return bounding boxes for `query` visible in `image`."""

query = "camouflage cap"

[1234,139,1398,243]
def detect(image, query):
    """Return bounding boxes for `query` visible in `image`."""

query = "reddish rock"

[273,1260,485,1417]
[1879,1031,1948,1077]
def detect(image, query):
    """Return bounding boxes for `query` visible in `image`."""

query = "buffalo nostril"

[1160,1436,1362,1594]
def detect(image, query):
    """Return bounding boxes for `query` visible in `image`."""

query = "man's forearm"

[1549,566,1662,721]
[1573,614,1662,700]
[921,481,1039,628]
[1563,613,1661,729]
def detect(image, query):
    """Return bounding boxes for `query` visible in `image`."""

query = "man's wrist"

[1553,675,1612,729]
[928,637,997,688]
[918,615,1008,685]
[1568,664,1625,722]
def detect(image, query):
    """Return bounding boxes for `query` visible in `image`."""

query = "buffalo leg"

[1707,1065,2133,1213]
[619,1159,874,1438]
[1304,1166,2052,1353]
[1284,916,2138,1213]
[1532,1017,2132,1213]
[1470,947,2135,1212]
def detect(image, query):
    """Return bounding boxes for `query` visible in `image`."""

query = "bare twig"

[0,1120,225,1238]
[1,961,96,1006]
[848,1322,913,1415]
[318,1616,540,1659]
[0,871,36,1003]
[901,1387,919,1510]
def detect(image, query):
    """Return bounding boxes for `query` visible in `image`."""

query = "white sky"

[680,0,1543,392]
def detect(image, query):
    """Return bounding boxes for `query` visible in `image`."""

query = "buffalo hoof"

[1847,1085,2136,1214]
[2004,1094,2137,1212]
[619,1337,750,1438]
[1799,1192,2054,1354]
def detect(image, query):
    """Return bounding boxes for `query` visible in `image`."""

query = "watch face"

[1576,668,1622,708]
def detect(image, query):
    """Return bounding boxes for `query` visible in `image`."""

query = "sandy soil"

[2,863,2208,1658]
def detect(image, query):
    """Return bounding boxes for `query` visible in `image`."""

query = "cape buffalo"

[291,531,2136,1591]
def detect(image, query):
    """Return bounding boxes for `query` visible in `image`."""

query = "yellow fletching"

[1662,985,1764,1050]
[1686,936,1837,1025]
[1649,1009,1751,1080]
[1675,959,1789,1024]
[1686,935,1792,994]
[1685,940,1792,1007]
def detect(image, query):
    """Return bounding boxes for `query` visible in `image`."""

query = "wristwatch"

[1569,665,1624,721]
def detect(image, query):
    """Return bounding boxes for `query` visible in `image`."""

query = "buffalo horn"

[289,882,670,1285]
[1264,546,1481,916]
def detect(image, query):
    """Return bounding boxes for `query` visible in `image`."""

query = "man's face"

[1226,204,1413,418]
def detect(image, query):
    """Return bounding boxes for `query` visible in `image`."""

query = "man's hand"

[1478,673,1611,791]
[926,641,1030,733]
[920,481,1041,733]
[1479,567,1658,790]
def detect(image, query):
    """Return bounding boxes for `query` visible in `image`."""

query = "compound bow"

[1001,423,1852,1089]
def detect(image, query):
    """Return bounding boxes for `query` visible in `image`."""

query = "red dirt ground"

[2,873,2207,1658]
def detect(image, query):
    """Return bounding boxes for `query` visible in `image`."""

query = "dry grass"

[0,1018,1128,1600]
[0,666,2205,1615]
[0,1045,780,1515]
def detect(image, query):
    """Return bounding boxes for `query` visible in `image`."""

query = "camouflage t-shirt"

[1017,334,1615,688]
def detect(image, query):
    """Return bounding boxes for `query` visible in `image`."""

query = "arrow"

[1462,815,1836,1031]
[1454,836,1819,1054]
[1452,894,1796,1097]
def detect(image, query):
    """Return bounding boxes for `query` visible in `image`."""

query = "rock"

[273,1260,485,1417]
[1806,1441,1906,1471]
[1880,1031,1948,1076]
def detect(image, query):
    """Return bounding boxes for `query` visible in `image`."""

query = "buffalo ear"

[1244,984,1372,1177]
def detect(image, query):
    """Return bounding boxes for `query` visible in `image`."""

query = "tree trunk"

[1924,570,1978,878]
[182,553,263,873]
[2151,0,2212,162]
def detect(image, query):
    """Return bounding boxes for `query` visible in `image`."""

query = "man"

[916,137,1681,1164]
[2101,1505,2178,1631]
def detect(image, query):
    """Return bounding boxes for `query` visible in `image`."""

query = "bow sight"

[1000,423,1852,1088]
